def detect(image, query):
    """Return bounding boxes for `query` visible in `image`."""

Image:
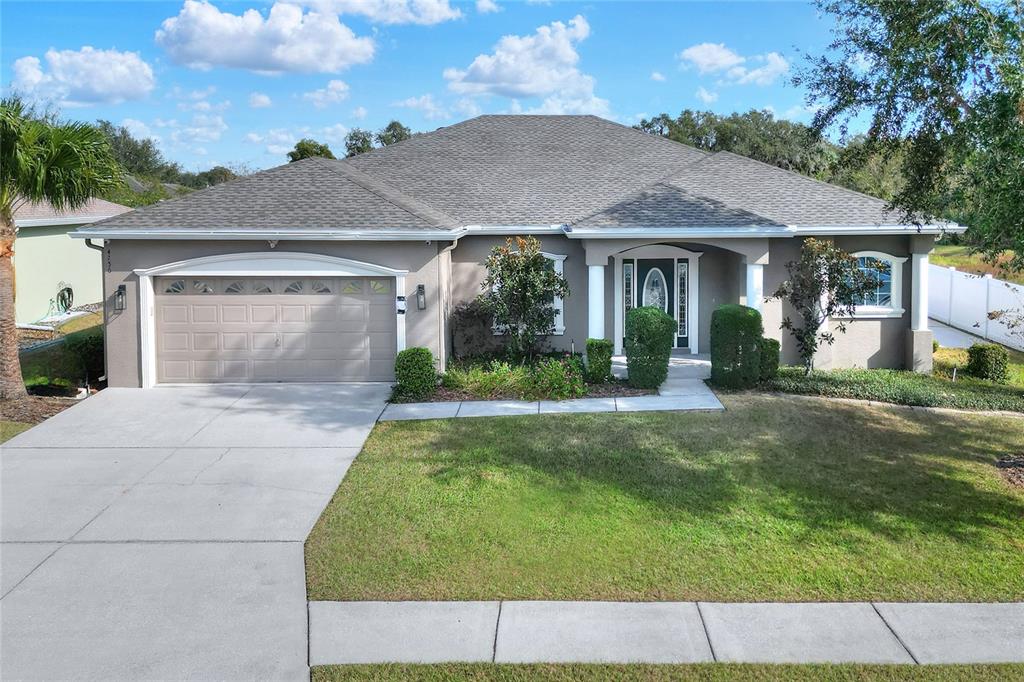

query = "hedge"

[966,343,1010,384]
[393,347,437,399]
[710,304,763,389]
[585,338,614,383]
[624,306,676,389]
[758,337,781,382]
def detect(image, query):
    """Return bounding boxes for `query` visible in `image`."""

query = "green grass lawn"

[760,366,1024,413]
[305,394,1024,603]
[931,245,1023,285]
[312,664,1024,682]
[0,421,33,443]
[934,346,1024,387]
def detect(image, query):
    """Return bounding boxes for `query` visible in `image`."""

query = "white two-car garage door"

[154,275,397,383]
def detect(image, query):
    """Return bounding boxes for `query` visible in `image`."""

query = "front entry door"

[627,258,689,349]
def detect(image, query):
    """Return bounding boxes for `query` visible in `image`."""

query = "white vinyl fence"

[929,264,1024,351]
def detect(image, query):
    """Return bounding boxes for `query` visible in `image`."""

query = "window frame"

[846,250,907,319]
[491,251,567,336]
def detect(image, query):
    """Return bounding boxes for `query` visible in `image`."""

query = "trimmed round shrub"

[965,343,1010,383]
[63,329,105,383]
[527,356,586,400]
[710,304,764,389]
[758,337,781,382]
[624,306,676,389]
[393,347,437,399]
[585,338,614,383]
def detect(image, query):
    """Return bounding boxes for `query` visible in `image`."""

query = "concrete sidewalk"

[308,600,1024,666]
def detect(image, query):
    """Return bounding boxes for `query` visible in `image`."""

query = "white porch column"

[588,264,606,339]
[745,262,764,313]
[911,252,929,331]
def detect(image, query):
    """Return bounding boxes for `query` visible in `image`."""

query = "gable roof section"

[87,156,453,232]
[15,197,131,227]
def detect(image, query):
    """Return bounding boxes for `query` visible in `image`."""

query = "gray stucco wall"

[103,240,442,387]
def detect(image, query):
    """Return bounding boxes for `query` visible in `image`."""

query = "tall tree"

[797,0,1024,270]
[287,138,335,162]
[376,120,411,147]
[636,109,838,177]
[344,128,374,157]
[1,97,121,399]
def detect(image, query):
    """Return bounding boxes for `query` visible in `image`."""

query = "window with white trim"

[850,251,906,318]
[491,251,567,336]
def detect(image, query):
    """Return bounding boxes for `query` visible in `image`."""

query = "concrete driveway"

[1,383,389,681]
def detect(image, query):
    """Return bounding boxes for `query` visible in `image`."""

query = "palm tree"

[1,96,121,399]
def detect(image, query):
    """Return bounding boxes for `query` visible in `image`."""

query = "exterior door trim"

[134,252,409,388]
[613,245,702,356]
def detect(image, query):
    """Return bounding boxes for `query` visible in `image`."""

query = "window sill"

[835,307,905,320]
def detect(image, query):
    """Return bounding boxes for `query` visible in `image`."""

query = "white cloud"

[307,0,461,25]
[12,46,154,106]
[351,105,368,119]
[444,15,609,117]
[731,52,789,86]
[171,113,228,144]
[394,93,448,120]
[156,1,375,74]
[454,98,482,117]
[678,42,745,74]
[678,42,789,87]
[695,86,718,104]
[650,70,666,82]
[302,79,350,108]
[476,0,500,13]
[321,123,349,143]
[179,98,230,112]
[121,118,160,143]
[249,92,272,108]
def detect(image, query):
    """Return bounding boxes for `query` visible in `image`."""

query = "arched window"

[850,251,907,318]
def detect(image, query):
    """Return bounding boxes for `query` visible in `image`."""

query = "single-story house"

[72,115,956,388]
[14,197,131,325]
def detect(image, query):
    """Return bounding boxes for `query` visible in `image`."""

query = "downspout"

[438,238,460,371]
[84,239,108,383]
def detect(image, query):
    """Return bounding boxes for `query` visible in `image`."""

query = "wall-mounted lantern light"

[396,295,407,315]
[114,284,127,311]
[416,284,426,310]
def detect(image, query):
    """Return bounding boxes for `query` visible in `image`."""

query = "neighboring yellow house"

[13,198,131,325]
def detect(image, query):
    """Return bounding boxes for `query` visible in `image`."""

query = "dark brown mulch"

[996,454,1024,488]
[1,396,78,424]
[393,381,656,404]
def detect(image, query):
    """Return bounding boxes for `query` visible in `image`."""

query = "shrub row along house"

[72,115,956,387]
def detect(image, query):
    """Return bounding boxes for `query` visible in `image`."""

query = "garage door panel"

[155,275,397,383]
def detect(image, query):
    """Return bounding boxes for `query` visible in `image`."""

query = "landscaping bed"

[313,663,1024,682]
[305,394,1024,603]
[759,366,1024,413]
[0,395,78,443]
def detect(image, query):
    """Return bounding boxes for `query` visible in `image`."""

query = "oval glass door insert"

[642,268,668,312]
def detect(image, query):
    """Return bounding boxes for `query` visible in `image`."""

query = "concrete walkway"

[380,353,722,421]
[308,600,1024,666]
[1,383,389,681]
[930,319,989,349]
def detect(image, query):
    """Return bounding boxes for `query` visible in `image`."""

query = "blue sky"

[2,1,839,171]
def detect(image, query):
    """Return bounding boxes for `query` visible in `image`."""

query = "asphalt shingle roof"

[89,115,900,233]
[15,197,130,225]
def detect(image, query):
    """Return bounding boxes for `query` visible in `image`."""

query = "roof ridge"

[709,150,895,210]
[320,157,459,228]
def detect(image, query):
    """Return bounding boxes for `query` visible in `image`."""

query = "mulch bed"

[394,381,656,404]
[1,396,79,424]
[996,454,1024,488]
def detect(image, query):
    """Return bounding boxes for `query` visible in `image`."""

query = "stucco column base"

[906,329,934,374]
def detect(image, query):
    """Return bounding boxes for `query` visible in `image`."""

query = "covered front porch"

[581,238,770,356]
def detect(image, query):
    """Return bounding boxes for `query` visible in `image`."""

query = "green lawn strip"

[934,347,1024,388]
[931,245,1023,285]
[0,421,33,443]
[312,663,1024,682]
[304,395,1024,602]
[760,367,1024,413]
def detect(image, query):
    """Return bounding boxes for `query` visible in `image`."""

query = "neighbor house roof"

[15,197,131,227]
[78,115,936,238]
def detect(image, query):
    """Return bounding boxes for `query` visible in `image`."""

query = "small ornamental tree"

[770,238,886,376]
[480,236,569,358]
